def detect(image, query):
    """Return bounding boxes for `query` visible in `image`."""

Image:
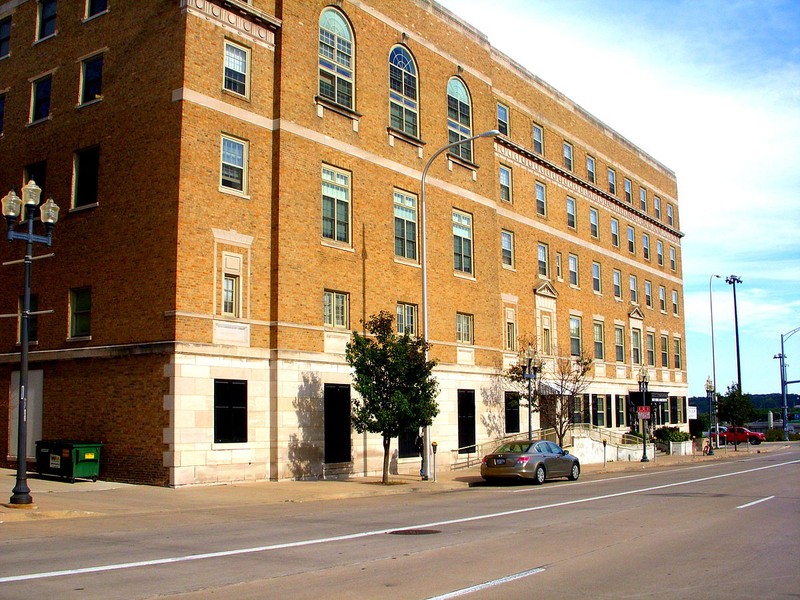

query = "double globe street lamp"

[2,180,60,506]
[638,367,650,462]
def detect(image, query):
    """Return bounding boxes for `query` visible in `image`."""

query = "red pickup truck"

[711,426,765,445]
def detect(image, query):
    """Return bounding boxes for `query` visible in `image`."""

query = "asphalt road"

[1,447,798,599]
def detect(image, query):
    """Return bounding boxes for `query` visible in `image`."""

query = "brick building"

[0,0,687,486]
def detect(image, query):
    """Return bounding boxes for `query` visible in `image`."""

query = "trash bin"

[35,440,103,483]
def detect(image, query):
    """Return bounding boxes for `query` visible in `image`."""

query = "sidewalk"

[0,443,773,524]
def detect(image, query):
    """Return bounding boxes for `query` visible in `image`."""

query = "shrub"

[654,426,691,443]
[765,428,800,442]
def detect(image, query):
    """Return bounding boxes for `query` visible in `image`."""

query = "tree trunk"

[382,435,391,484]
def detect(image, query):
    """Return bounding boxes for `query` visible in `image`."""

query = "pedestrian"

[414,431,424,478]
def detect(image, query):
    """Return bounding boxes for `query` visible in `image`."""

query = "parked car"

[480,440,580,484]
[710,426,765,445]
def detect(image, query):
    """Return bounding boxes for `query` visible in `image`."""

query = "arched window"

[389,46,418,137]
[447,78,472,161]
[318,8,354,109]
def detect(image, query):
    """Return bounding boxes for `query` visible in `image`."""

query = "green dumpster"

[35,440,103,483]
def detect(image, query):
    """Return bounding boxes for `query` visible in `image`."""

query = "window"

[566,197,576,228]
[38,0,57,40]
[80,54,104,104]
[220,136,248,194]
[224,41,249,97]
[505,308,516,351]
[610,218,620,247]
[563,142,573,170]
[627,226,635,253]
[669,246,677,271]
[0,93,5,134]
[397,302,417,336]
[568,254,579,286]
[555,252,562,280]
[630,275,638,304]
[541,314,552,355]
[447,78,473,161]
[661,335,669,367]
[640,188,647,212]
[0,17,10,59]
[501,230,514,268]
[613,270,622,299]
[672,290,679,315]
[623,178,631,202]
[646,332,655,366]
[673,338,682,369]
[667,204,674,226]
[214,379,247,444]
[86,0,108,18]
[456,313,473,344]
[319,8,353,108]
[323,290,349,328]
[31,75,52,122]
[594,321,604,360]
[532,124,543,154]
[322,166,350,243]
[222,274,240,317]
[535,182,546,216]
[659,286,667,312]
[497,103,509,135]
[499,166,512,202]
[589,207,599,238]
[394,190,417,260]
[631,328,642,365]
[615,326,625,362]
[453,211,473,274]
[389,46,418,137]
[644,280,653,308]
[608,169,617,195]
[504,392,520,434]
[654,196,662,220]
[592,262,601,293]
[657,240,664,266]
[537,243,548,277]
[70,287,91,338]
[586,155,596,183]
[18,294,38,343]
[73,146,100,207]
[569,316,582,356]
[642,233,650,260]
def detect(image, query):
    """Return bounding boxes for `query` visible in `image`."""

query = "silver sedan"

[480,440,580,484]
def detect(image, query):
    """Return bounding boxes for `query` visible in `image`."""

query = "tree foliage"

[717,383,757,428]
[345,311,439,483]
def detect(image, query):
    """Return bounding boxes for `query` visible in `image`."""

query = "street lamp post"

[709,274,721,446]
[2,181,60,506]
[638,367,650,462]
[419,129,500,480]
[704,376,715,455]
[521,345,539,440]
[725,275,743,391]
[774,327,800,442]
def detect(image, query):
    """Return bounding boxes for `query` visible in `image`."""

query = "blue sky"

[439,0,800,396]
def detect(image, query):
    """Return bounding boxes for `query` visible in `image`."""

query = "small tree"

[717,383,757,451]
[502,339,593,447]
[540,351,594,447]
[345,311,439,484]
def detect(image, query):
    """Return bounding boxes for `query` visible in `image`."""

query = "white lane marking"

[426,567,545,599]
[736,495,775,509]
[2,458,797,584]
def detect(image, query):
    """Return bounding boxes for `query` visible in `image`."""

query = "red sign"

[637,406,651,420]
